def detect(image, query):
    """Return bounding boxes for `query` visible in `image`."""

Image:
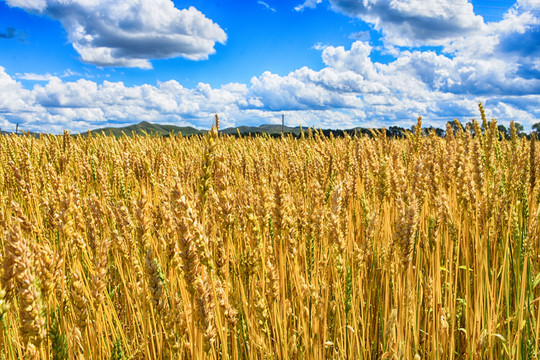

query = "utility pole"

[16,123,19,134]
[282,114,284,134]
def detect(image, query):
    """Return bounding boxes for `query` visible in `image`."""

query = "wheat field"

[0,107,539,359]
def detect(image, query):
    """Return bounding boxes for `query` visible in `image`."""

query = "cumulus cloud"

[321,42,378,79]
[2,0,540,134]
[322,0,540,96]
[7,0,46,12]
[330,0,484,47]
[0,67,36,112]
[4,0,227,68]
[1,34,539,135]
[319,40,540,98]
[495,4,540,58]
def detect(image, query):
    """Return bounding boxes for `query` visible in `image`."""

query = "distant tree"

[514,122,525,136]
[533,122,540,134]
[388,126,406,138]
[498,125,508,139]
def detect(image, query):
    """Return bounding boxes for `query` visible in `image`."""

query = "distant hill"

[1,121,414,138]
[82,121,413,138]
[81,121,205,137]
[82,121,313,137]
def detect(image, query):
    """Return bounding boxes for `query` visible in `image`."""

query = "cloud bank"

[1,0,539,133]
[1,36,538,133]
[5,0,227,68]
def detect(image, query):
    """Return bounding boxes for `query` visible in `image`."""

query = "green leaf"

[533,273,540,289]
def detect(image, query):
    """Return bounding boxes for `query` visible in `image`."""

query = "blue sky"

[0,0,539,133]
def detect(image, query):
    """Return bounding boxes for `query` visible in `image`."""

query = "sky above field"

[0,0,539,133]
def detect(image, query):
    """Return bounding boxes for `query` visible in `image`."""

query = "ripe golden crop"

[0,111,539,359]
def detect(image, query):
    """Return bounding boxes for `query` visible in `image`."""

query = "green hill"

[75,121,414,138]
[82,121,205,137]
[82,121,307,137]
[3,121,412,138]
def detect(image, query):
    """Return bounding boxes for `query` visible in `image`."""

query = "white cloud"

[16,69,82,81]
[517,0,540,11]
[3,0,539,134]
[1,42,538,134]
[348,31,370,41]
[294,0,322,12]
[330,0,485,47]
[60,69,81,78]
[5,0,227,68]
[16,72,55,81]
[0,66,38,113]
[258,1,276,12]
[2,3,540,136]
[6,0,46,12]
[321,41,378,79]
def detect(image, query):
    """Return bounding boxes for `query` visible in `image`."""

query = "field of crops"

[0,109,539,359]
